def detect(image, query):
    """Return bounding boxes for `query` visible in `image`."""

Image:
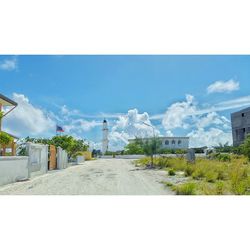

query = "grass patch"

[173,182,196,195]
[135,154,250,195]
[168,168,176,176]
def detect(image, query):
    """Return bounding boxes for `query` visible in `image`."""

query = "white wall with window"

[161,137,189,149]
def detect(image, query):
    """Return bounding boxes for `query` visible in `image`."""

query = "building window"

[172,140,175,145]
[242,113,245,117]
[165,140,169,145]
[178,140,182,145]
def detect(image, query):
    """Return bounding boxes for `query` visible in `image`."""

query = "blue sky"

[1,55,250,150]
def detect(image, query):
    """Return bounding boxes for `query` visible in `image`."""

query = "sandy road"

[0,159,173,195]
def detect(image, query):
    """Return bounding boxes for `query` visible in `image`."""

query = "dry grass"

[135,155,250,195]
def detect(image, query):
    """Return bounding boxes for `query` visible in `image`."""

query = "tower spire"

[102,119,109,155]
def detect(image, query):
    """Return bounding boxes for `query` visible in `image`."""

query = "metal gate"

[49,145,57,170]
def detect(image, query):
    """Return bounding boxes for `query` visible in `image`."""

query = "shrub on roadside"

[164,181,174,187]
[184,164,195,177]
[168,168,176,176]
[205,170,218,183]
[192,167,205,180]
[229,165,248,195]
[173,182,196,195]
[215,181,225,195]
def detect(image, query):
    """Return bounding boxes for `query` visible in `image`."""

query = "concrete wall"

[26,142,48,177]
[0,156,29,186]
[57,147,68,170]
[231,107,250,146]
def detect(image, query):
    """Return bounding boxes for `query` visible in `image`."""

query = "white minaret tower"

[102,119,109,154]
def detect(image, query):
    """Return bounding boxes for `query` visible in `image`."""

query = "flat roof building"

[231,107,250,146]
[129,136,189,150]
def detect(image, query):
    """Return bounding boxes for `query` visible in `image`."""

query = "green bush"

[210,153,231,162]
[229,166,248,195]
[215,181,225,195]
[164,181,174,187]
[0,132,13,146]
[168,168,176,176]
[205,170,218,183]
[174,183,196,195]
[185,165,195,177]
[156,157,171,168]
[192,167,205,180]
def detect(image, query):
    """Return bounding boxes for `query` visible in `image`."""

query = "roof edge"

[0,93,17,106]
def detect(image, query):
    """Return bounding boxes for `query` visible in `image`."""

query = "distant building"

[231,107,250,146]
[102,119,109,154]
[129,136,189,150]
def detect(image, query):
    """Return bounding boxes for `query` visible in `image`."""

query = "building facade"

[231,107,250,146]
[102,119,109,154]
[129,136,189,150]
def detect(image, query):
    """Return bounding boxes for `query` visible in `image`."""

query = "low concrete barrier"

[0,156,29,186]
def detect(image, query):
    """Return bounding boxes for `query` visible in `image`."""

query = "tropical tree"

[137,137,162,167]
[124,140,144,155]
[0,132,13,153]
[18,135,89,159]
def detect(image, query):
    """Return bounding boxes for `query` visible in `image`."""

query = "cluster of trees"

[123,134,250,166]
[124,138,187,155]
[18,135,89,159]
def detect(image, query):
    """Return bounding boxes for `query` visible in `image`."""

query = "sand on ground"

[0,159,173,195]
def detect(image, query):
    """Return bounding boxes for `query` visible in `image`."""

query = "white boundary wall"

[26,142,48,177]
[0,156,29,186]
[57,147,68,169]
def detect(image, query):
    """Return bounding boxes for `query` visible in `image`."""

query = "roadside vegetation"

[135,135,250,195]
[17,135,89,160]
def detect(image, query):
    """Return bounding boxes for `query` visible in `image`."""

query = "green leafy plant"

[136,137,162,167]
[215,181,225,195]
[17,135,89,159]
[168,168,176,176]
[0,131,13,146]
[0,111,4,120]
[124,140,144,155]
[173,182,196,195]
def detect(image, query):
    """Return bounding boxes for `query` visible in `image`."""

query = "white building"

[102,119,109,154]
[129,136,189,150]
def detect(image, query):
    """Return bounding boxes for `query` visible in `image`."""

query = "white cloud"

[108,109,161,151]
[0,57,18,71]
[4,93,56,136]
[161,95,233,148]
[162,94,197,130]
[195,112,231,129]
[64,119,101,133]
[207,79,239,94]
[165,130,174,136]
[151,94,250,121]
[187,128,232,148]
